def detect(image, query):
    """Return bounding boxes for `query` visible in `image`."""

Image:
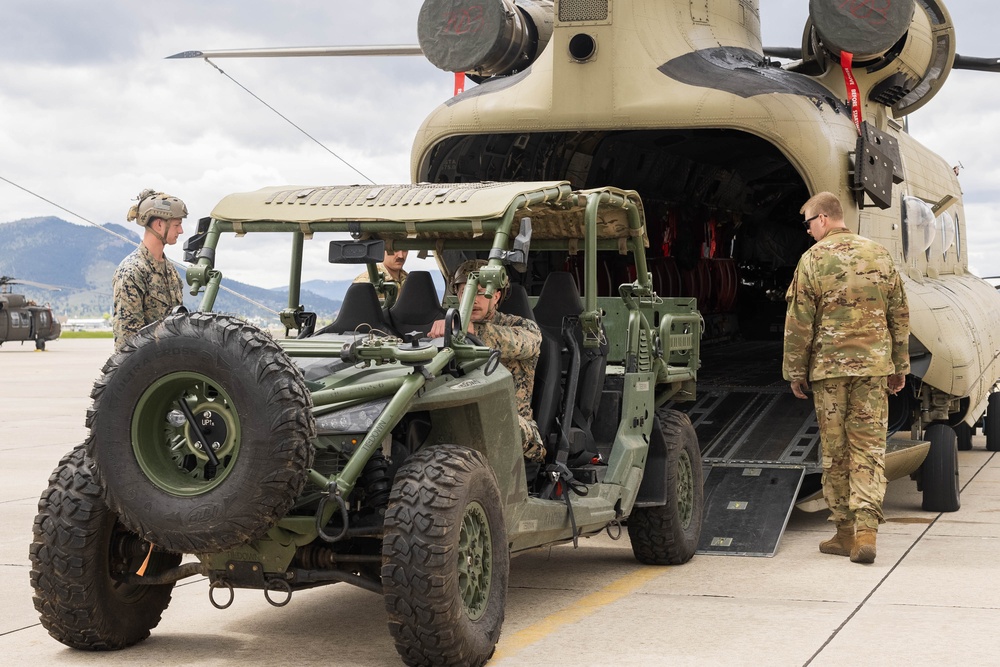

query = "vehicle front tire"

[87,312,315,554]
[629,410,704,565]
[382,445,508,667]
[30,447,182,649]
[921,423,961,512]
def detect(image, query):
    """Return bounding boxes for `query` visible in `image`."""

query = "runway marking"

[493,566,666,660]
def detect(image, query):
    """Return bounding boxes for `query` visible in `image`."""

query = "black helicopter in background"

[0,276,62,350]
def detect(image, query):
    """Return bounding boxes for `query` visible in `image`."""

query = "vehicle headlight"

[315,398,390,435]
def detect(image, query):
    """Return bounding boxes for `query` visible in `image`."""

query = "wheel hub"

[457,500,492,621]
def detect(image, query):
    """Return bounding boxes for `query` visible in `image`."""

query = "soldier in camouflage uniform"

[353,248,409,297]
[783,192,909,564]
[112,190,188,352]
[429,259,545,462]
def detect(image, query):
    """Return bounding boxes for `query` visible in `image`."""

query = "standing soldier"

[428,259,545,462]
[112,189,187,352]
[783,192,909,564]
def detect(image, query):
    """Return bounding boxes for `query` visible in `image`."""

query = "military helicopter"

[172,0,1000,545]
[0,276,62,350]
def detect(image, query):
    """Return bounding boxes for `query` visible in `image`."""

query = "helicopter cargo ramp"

[671,341,821,556]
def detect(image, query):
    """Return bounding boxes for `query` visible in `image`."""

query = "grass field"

[60,330,113,339]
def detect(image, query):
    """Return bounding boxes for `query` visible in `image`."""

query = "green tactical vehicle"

[30,181,703,666]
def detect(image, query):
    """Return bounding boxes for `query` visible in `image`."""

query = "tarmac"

[1,338,998,666]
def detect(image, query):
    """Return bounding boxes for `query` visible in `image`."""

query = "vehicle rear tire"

[87,312,315,554]
[987,393,1000,452]
[30,447,182,649]
[955,421,973,451]
[629,410,704,565]
[921,423,961,512]
[382,445,508,667]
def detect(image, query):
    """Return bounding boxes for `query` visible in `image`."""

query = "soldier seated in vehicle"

[428,260,545,463]
[353,247,409,296]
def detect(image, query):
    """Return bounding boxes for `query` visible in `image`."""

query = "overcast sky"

[1,0,998,288]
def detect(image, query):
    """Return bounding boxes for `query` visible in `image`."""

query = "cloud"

[2,0,998,288]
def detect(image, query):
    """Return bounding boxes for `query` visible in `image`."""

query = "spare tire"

[87,312,315,554]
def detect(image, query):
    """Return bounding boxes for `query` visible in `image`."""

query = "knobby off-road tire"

[30,447,182,649]
[921,423,961,512]
[86,312,315,554]
[629,410,704,565]
[382,445,509,667]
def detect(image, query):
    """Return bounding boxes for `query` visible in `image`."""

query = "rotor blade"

[952,55,1000,73]
[762,46,803,60]
[167,45,424,59]
[6,278,65,291]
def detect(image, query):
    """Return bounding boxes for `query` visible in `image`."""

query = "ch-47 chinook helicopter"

[0,276,62,351]
[172,0,1000,551]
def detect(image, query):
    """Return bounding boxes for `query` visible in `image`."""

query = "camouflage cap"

[127,189,188,228]
[452,259,489,288]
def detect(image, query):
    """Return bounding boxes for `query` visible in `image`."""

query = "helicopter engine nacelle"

[809,0,914,61]
[804,0,956,116]
[418,0,554,78]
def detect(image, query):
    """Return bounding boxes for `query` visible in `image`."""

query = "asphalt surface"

[2,338,998,666]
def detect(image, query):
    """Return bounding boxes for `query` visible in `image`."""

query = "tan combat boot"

[851,528,877,564]
[819,523,855,557]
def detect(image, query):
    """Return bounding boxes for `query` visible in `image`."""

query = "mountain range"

[0,217,343,321]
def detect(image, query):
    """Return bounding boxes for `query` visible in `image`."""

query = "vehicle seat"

[533,271,608,463]
[386,271,445,337]
[314,282,387,335]
[498,283,534,320]
[500,284,561,442]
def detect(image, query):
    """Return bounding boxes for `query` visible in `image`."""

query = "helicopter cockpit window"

[936,210,956,260]
[901,195,936,263]
[39,311,49,326]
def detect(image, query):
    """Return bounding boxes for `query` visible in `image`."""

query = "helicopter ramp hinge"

[851,121,903,210]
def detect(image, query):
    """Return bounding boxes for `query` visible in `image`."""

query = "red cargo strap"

[841,51,862,135]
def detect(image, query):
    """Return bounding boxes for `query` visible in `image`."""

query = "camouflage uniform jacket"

[783,227,909,382]
[353,264,408,288]
[474,311,541,422]
[112,244,184,352]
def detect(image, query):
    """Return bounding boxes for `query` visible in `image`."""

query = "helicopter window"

[954,212,962,261]
[936,210,956,260]
[901,195,935,262]
[39,311,49,326]
[10,311,22,327]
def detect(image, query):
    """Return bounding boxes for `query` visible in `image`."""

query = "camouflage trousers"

[812,375,888,530]
[520,416,546,463]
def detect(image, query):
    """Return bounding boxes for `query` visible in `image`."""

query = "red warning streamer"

[454,72,466,96]
[840,51,862,135]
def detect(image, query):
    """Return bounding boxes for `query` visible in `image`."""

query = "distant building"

[65,318,111,332]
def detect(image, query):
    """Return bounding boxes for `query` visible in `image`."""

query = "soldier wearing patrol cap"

[783,191,909,564]
[112,189,188,352]
[428,259,545,462]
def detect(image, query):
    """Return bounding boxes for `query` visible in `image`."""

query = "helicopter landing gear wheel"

[921,423,961,512]
[986,393,1000,452]
[955,421,973,451]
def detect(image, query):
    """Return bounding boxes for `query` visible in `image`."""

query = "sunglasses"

[802,214,820,229]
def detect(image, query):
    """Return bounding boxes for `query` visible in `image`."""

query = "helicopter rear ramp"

[681,341,822,468]
[669,341,821,556]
